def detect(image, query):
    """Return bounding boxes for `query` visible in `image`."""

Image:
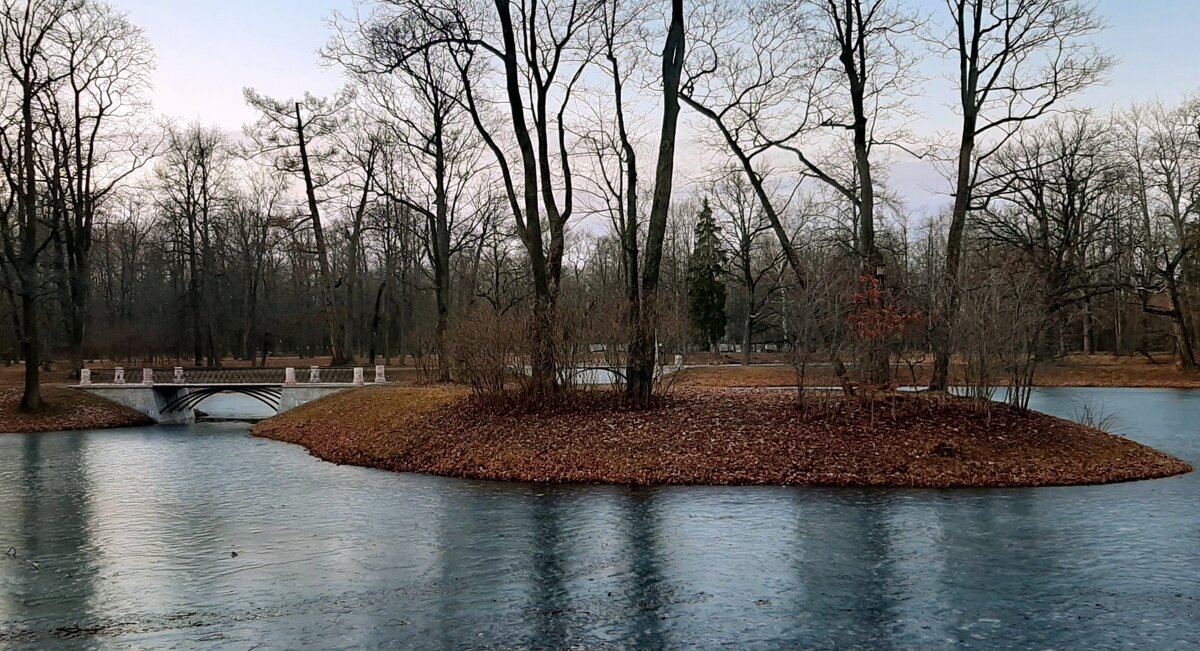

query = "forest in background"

[2,0,1199,410]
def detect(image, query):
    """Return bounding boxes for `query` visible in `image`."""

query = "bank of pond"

[0,386,152,434]
[251,386,1190,488]
[1,384,1190,488]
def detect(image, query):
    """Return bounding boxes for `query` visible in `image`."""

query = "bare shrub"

[1072,396,1122,434]
[410,329,441,383]
[783,250,857,402]
[446,306,524,396]
[448,287,685,405]
[955,262,1047,410]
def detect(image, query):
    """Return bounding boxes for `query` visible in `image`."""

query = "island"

[252,386,1192,488]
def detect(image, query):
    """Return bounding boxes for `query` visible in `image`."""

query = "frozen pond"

[1,388,1198,649]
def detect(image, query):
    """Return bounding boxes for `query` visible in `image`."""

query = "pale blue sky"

[115,0,355,127]
[112,0,1200,212]
[116,0,1200,129]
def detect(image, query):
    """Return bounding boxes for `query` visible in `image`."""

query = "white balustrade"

[285,367,296,385]
[143,368,154,385]
[353,367,365,386]
[114,367,125,384]
[374,365,386,384]
[309,366,320,383]
[174,367,184,383]
[79,369,91,386]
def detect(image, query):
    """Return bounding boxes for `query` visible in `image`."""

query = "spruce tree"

[687,199,728,350]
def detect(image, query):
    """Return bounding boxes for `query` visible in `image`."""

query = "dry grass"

[253,387,1192,488]
[674,358,1200,389]
[253,385,469,463]
[0,386,153,434]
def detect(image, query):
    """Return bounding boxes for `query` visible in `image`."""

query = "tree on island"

[928,0,1112,391]
[688,199,727,352]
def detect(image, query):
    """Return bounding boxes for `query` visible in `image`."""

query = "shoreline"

[0,386,153,434]
[251,387,1192,489]
[671,363,1200,390]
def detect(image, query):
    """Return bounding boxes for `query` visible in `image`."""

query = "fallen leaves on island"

[0,387,153,434]
[252,387,1192,488]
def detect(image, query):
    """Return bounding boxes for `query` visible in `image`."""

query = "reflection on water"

[1,389,1198,649]
[191,392,277,421]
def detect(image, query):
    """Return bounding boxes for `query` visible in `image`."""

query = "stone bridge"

[75,365,386,424]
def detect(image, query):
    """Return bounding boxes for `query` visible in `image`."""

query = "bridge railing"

[79,365,387,386]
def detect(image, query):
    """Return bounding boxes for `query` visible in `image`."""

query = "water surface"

[1,388,1197,649]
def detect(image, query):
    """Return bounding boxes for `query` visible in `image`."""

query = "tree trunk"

[369,281,386,365]
[432,125,452,382]
[17,78,41,411]
[495,0,555,394]
[626,0,685,406]
[19,284,40,411]
[67,265,87,376]
[742,310,753,367]
[1166,279,1197,370]
[1082,298,1094,355]
[931,119,977,391]
[296,102,348,365]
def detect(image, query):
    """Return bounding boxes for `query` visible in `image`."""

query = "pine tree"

[688,198,728,350]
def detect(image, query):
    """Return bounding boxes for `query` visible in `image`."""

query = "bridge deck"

[77,383,361,388]
[79,366,381,387]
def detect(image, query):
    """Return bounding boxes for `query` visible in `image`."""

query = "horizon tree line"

[1,0,1197,411]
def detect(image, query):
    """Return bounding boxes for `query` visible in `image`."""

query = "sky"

[112,0,1200,213]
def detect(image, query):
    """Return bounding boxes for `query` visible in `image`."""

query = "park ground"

[671,352,1200,389]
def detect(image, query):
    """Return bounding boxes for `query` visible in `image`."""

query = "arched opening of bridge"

[160,386,283,415]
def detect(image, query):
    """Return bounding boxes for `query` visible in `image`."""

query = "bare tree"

[0,0,81,410]
[710,171,785,366]
[227,168,287,364]
[682,0,920,282]
[1116,98,1200,369]
[39,1,156,377]
[928,0,1112,390]
[154,124,230,366]
[621,0,687,405]
[329,24,491,380]
[352,0,600,393]
[243,88,354,365]
[975,112,1122,358]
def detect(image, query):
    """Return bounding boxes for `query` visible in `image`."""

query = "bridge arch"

[160,386,282,414]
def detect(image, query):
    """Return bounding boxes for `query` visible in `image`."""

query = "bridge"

[75,365,386,424]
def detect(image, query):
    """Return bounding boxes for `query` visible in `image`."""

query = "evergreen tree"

[687,199,728,350]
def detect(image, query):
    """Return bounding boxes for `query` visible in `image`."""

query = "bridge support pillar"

[78,386,195,424]
[278,386,354,413]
